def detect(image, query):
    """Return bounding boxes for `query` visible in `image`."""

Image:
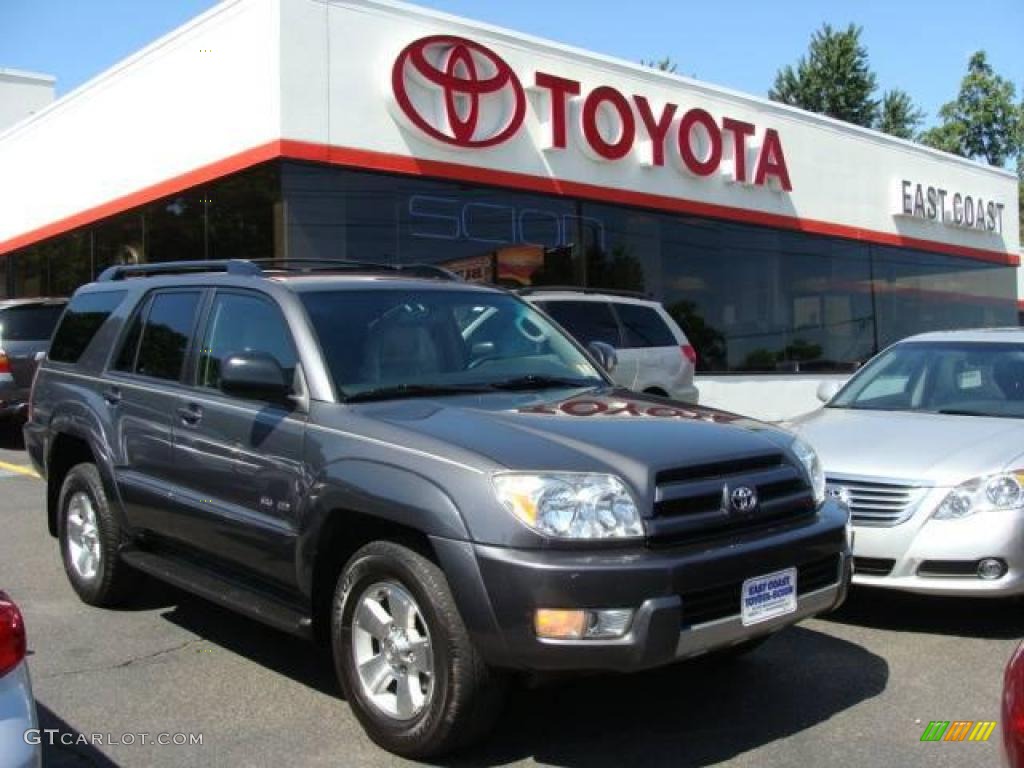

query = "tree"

[641,56,678,74]
[769,24,879,127]
[920,51,1021,166]
[876,89,925,140]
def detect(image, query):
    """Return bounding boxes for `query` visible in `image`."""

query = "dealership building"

[0,0,1019,419]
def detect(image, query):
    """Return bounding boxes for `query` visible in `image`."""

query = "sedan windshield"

[830,341,1024,418]
[300,289,605,399]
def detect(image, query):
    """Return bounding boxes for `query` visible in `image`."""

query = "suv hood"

[789,407,1024,485]
[336,388,796,495]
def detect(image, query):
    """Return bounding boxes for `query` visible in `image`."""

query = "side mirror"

[220,352,291,402]
[587,341,618,374]
[816,380,842,403]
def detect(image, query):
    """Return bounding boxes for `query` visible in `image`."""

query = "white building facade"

[0,68,54,132]
[0,0,1019,419]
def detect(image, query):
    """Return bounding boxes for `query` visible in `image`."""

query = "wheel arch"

[46,411,120,538]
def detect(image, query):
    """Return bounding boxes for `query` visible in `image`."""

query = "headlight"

[791,437,826,505]
[933,471,1024,520]
[492,472,644,540]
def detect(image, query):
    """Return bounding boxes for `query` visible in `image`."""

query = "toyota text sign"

[391,35,792,191]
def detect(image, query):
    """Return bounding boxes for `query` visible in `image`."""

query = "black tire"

[332,541,505,758]
[57,463,134,607]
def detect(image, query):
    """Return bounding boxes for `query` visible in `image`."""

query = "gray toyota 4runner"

[25,259,851,758]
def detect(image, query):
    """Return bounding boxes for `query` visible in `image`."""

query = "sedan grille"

[648,452,815,544]
[826,477,925,527]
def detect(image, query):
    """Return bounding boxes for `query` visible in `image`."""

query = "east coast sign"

[895,179,1008,236]
[390,35,793,192]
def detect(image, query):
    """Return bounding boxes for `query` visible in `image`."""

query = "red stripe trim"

[0,140,284,257]
[0,137,1018,267]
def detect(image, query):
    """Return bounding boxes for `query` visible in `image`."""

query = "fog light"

[534,608,634,639]
[587,609,634,638]
[977,558,1007,580]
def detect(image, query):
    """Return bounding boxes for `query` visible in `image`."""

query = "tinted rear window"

[615,303,677,348]
[0,304,66,342]
[49,292,126,363]
[536,300,621,347]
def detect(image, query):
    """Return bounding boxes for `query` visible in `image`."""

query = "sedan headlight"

[492,472,644,540]
[791,437,826,506]
[933,471,1024,520]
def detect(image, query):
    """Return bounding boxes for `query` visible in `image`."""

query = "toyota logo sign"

[391,35,526,148]
[729,485,758,515]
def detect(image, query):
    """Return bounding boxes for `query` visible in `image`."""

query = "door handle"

[177,404,203,426]
[102,387,122,405]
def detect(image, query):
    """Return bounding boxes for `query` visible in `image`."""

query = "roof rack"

[96,259,462,282]
[514,285,651,300]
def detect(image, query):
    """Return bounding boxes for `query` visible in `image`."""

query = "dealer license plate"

[740,567,797,626]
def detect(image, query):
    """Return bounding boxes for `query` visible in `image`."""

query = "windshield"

[830,341,1024,418]
[0,304,65,342]
[300,289,606,399]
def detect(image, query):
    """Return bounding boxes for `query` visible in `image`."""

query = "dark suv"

[25,260,851,758]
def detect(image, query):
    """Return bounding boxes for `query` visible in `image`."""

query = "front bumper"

[852,491,1024,596]
[447,500,850,672]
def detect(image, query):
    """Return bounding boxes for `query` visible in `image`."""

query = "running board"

[120,549,314,640]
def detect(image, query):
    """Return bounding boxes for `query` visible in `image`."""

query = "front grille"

[853,557,896,576]
[680,554,841,627]
[826,476,924,526]
[649,453,814,543]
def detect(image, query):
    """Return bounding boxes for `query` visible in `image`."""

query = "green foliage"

[769,24,879,127]
[640,56,678,74]
[920,52,1022,167]
[877,89,925,140]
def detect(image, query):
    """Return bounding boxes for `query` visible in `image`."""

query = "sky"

[1,0,1021,130]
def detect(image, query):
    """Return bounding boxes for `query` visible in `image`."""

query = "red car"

[1006,642,1024,767]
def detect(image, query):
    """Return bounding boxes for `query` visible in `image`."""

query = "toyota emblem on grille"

[727,485,758,515]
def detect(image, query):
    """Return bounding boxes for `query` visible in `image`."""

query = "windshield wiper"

[345,384,491,403]
[935,408,1013,418]
[485,375,600,391]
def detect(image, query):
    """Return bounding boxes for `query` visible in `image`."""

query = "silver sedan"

[789,328,1024,597]
[0,590,39,768]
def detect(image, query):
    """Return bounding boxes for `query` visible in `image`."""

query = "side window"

[115,291,201,381]
[536,301,621,347]
[49,291,126,363]
[615,303,677,349]
[197,292,297,392]
[113,298,148,373]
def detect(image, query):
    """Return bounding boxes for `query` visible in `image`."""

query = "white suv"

[522,289,699,403]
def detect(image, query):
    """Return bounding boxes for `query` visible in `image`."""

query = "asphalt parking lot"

[0,431,1019,768]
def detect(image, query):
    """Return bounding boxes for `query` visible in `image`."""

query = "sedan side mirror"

[587,341,618,374]
[816,380,842,403]
[220,352,291,403]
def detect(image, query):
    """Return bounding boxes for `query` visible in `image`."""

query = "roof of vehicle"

[80,259,503,296]
[275,275,500,294]
[518,287,659,305]
[902,327,1024,344]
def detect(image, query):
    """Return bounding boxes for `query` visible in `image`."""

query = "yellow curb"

[0,460,40,479]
